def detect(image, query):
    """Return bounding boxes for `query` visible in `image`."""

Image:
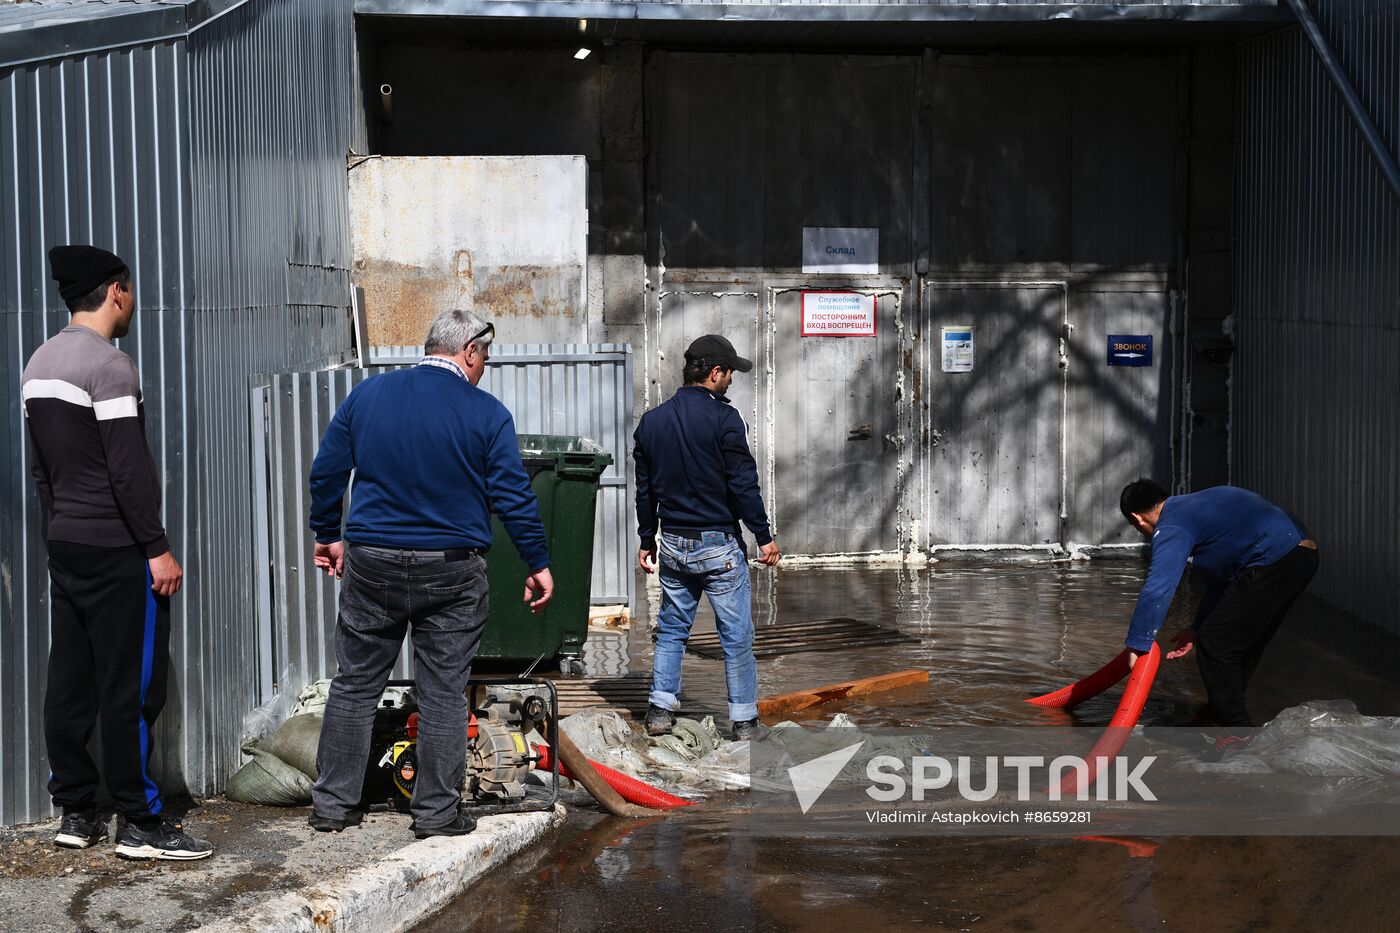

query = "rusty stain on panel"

[356,259,462,348]
[475,266,580,322]
[355,261,582,345]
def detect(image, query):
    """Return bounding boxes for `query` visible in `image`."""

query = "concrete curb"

[192,805,565,933]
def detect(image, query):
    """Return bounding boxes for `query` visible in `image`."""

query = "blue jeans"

[650,531,758,723]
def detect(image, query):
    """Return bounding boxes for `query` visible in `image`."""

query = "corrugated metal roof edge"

[355,0,1292,25]
[0,0,252,68]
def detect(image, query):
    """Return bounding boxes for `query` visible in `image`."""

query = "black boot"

[645,704,677,736]
[731,719,767,742]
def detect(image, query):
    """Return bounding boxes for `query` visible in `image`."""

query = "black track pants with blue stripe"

[44,541,169,821]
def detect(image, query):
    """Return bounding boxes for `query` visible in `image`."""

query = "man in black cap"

[20,245,212,860]
[633,334,781,741]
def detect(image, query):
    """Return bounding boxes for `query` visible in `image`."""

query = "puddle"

[417,562,1400,931]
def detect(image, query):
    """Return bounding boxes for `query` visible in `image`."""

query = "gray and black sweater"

[21,325,168,558]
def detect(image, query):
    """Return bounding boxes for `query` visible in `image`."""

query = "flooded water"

[417,562,1400,932]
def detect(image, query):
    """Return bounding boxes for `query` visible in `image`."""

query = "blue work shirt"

[633,385,773,551]
[308,360,549,571]
[1125,486,1310,651]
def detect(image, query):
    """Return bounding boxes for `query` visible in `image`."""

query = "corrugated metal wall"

[253,347,634,698]
[0,0,357,825]
[1235,1,1400,641]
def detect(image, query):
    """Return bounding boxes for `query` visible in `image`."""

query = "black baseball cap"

[684,334,753,373]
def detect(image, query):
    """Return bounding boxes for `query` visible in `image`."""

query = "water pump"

[374,677,559,813]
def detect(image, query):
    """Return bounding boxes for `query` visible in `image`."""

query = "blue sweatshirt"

[1125,486,1309,651]
[633,385,773,551]
[308,361,549,571]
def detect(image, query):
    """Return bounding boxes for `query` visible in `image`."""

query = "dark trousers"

[45,541,169,821]
[312,545,489,829]
[1196,545,1320,728]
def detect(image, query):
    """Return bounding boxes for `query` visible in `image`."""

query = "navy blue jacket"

[1125,486,1309,651]
[309,362,549,571]
[633,385,772,551]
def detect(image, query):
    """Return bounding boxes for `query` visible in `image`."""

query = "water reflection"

[418,563,1400,932]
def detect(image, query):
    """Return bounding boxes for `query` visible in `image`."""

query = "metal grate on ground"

[551,675,713,720]
[684,617,919,660]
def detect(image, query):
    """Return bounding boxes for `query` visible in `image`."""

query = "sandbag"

[225,743,313,806]
[256,713,323,780]
[290,680,332,717]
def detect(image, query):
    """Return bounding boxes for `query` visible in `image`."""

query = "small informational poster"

[801,227,879,274]
[800,291,878,337]
[942,326,974,373]
[1107,334,1153,367]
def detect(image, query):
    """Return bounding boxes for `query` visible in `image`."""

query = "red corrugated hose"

[1053,643,1161,797]
[1025,648,1133,709]
[534,743,693,810]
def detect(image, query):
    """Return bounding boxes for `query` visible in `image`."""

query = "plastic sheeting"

[1177,701,1400,778]
[558,709,903,795]
[560,709,749,793]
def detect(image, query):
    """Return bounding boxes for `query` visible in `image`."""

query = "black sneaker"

[54,810,107,850]
[308,810,364,833]
[731,719,767,742]
[411,804,477,840]
[645,704,677,737]
[114,817,214,861]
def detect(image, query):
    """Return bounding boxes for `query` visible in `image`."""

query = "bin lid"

[517,434,614,472]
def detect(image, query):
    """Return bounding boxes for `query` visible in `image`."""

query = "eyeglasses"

[465,322,494,358]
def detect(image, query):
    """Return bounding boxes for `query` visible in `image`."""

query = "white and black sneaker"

[114,817,214,861]
[54,810,108,849]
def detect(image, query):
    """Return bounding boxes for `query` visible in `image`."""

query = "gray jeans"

[312,544,488,829]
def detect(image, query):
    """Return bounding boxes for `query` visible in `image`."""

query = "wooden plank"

[757,669,930,721]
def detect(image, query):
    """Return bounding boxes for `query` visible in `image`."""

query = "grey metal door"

[650,288,771,515]
[651,290,764,429]
[925,283,1067,549]
[1064,285,1175,548]
[770,289,901,555]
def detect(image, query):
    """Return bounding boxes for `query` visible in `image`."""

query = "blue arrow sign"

[1107,334,1153,367]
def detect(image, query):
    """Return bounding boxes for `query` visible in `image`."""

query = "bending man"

[1120,479,1318,738]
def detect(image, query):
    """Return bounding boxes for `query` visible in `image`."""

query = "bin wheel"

[559,657,586,677]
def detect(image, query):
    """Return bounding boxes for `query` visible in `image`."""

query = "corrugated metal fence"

[1235,0,1400,646]
[0,0,358,826]
[252,346,635,701]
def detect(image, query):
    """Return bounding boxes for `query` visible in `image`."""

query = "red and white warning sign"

[800,291,878,337]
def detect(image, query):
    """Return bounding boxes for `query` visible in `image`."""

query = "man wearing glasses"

[306,309,553,838]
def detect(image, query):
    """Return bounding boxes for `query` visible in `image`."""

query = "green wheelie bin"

[475,435,613,674]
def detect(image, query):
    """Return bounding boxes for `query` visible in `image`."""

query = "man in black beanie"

[20,245,212,860]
